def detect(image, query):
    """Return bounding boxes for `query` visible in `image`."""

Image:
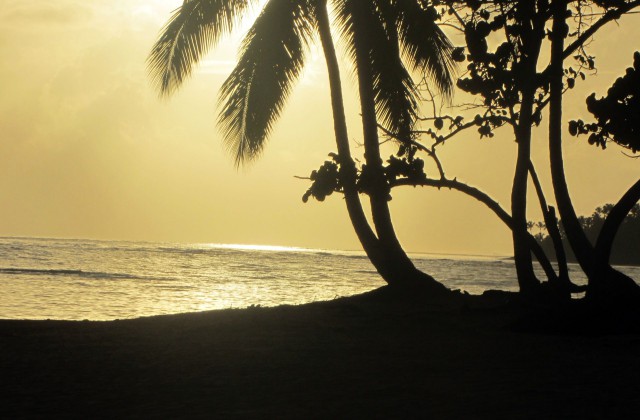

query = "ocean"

[1,237,638,320]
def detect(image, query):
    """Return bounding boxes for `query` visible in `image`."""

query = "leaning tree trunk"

[529,162,572,297]
[548,0,595,278]
[316,1,436,288]
[511,88,542,296]
[548,0,639,303]
[595,179,640,265]
[316,3,378,266]
[352,36,445,292]
[592,179,640,303]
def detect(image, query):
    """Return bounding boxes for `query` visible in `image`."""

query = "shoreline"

[1,288,639,418]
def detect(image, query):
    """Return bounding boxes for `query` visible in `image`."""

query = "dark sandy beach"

[1,288,639,418]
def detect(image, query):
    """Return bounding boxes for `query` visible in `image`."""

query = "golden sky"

[0,0,638,255]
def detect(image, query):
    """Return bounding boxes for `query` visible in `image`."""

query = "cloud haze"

[0,0,638,256]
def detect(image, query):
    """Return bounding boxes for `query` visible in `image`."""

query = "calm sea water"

[1,237,638,320]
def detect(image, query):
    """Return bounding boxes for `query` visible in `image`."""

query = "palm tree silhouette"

[335,1,454,287]
[148,0,454,290]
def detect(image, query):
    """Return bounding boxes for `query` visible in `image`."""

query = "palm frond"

[392,0,456,99]
[218,0,315,165]
[335,0,419,138]
[147,0,256,96]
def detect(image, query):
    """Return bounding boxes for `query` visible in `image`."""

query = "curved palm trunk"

[316,1,435,288]
[315,2,377,256]
[595,179,640,265]
[548,0,595,277]
[548,1,639,302]
[353,43,445,291]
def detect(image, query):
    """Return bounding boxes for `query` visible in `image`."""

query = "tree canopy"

[570,51,640,154]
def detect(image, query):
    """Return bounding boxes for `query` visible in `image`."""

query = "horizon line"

[0,234,510,259]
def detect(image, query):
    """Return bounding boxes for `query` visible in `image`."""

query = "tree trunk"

[548,0,597,279]
[592,179,640,304]
[509,1,544,297]
[529,162,572,297]
[511,89,541,295]
[352,26,445,292]
[595,179,640,265]
[316,3,379,269]
[316,2,443,291]
[548,0,639,303]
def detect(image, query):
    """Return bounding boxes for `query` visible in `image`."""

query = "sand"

[1,287,639,418]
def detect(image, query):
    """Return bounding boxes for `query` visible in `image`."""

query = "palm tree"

[335,1,455,287]
[148,0,454,290]
[548,1,640,303]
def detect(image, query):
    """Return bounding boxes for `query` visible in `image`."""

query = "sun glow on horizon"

[206,243,309,253]
[1,0,639,256]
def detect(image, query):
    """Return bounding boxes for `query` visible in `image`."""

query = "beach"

[2,288,639,418]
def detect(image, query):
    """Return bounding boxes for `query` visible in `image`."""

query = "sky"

[0,0,638,256]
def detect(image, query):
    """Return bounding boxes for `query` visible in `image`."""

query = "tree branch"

[377,123,446,178]
[391,176,559,282]
[562,1,640,61]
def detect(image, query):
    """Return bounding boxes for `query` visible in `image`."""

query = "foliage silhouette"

[570,52,640,154]
[149,1,639,306]
[371,1,640,304]
[149,0,454,291]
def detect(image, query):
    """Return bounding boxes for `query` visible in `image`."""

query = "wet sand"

[1,288,639,418]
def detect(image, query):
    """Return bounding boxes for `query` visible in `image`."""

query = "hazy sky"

[1,0,638,255]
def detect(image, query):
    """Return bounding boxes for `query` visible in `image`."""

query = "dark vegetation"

[534,204,640,266]
[569,51,640,154]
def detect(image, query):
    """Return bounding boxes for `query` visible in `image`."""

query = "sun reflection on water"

[204,243,309,253]
[2,237,638,321]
